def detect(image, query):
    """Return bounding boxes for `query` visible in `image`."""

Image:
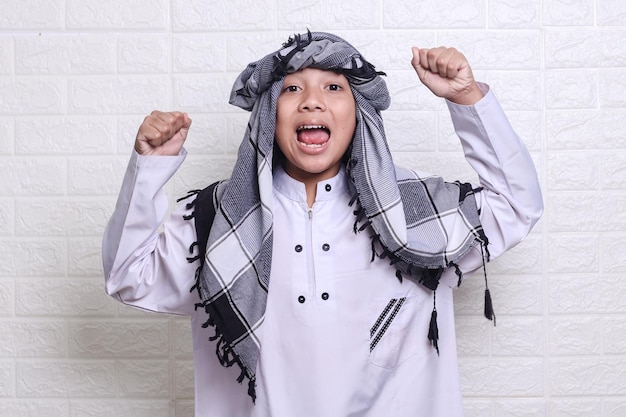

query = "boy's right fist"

[135,110,192,156]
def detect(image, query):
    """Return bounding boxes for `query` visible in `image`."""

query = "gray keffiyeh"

[182,31,490,401]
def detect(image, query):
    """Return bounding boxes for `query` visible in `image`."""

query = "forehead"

[283,67,348,82]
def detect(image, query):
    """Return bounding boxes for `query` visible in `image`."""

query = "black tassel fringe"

[428,308,439,356]
[484,288,496,325]
[481,245,496,326]
[180,186,257,403]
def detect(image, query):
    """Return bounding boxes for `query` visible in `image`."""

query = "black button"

[321,292,329,300]
[322,243,330,251]
[325,184,332,192]
[295,245,303,252]
[298,295,306,303]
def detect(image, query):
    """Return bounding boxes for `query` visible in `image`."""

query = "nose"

[300,89,326,111]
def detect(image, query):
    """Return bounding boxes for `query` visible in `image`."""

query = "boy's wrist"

[448,82,484,106]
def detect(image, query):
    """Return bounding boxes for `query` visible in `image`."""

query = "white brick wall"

[0,0,624,415]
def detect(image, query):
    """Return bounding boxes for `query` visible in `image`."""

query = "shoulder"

[196,179,227,206]
[193,179,229,223]
[393,164,439,184]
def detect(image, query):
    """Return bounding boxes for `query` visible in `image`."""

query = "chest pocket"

[368,295,431,369]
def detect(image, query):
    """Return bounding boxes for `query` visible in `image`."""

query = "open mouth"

[296,125,331,148]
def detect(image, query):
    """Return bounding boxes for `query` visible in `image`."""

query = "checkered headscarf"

[185,31,489,401]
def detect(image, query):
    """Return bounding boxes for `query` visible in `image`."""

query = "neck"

[304,182,317,208]
[281,163,342,208]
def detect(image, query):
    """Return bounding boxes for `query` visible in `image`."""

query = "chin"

[287,160,341,181]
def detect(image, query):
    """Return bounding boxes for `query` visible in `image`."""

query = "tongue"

[298,129,330,145]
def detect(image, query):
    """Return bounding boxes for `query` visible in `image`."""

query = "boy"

[103,31,542,416]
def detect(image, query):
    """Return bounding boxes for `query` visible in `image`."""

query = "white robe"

[102,85,543,417]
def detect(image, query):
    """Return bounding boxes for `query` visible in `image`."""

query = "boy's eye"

[283,85,300,92]
[327,84,342,91]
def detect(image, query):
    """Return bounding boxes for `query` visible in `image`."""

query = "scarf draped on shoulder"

[182,31,490,401]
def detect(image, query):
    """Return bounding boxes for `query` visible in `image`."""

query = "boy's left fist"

[411,46,483,105]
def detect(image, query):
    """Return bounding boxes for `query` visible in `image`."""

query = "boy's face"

[275,68,356,184]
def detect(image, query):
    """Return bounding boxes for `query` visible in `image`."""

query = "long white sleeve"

[102,149,200,315]
[440,83,543,284]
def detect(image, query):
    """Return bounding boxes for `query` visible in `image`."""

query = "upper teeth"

[298,125,327,130]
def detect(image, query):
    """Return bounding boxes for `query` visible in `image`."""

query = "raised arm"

[102,111,201,315]
[411,46,543,281]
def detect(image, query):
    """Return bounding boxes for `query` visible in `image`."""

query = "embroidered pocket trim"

[370,297,406,352]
